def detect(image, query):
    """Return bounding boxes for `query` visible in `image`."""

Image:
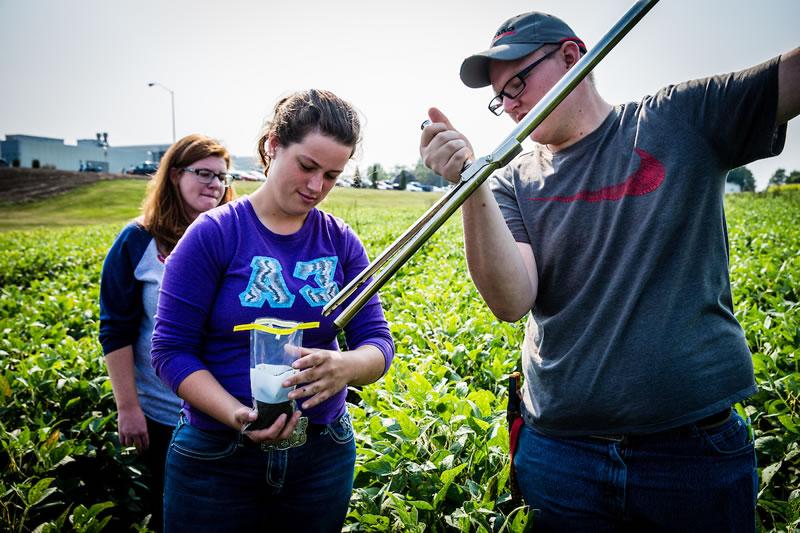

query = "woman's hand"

[237,406,302,444]
[117,405,149,453]
[284,347,353,410]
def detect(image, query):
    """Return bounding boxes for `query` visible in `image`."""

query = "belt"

[240,416,327,451]
[588,407,733,444]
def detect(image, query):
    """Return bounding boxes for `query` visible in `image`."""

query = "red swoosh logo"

[528,148,665,203]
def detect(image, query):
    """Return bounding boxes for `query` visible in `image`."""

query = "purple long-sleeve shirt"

[151,197,394,430]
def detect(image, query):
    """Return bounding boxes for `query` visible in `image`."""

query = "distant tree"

[726,166,755,192]
[769,168,787,186]
[397,169,410,190]
[389,165,412,189]
[352,167,363,189]
[786,170,800,184]
[390,164,411,177]
[414,158,444,187]
[368,165,378,189]
[369,163,388,184]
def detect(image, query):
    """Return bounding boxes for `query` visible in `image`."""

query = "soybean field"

[0,182,798,531]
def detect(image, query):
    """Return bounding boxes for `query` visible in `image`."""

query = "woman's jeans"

[514,410,757,532]
[163,410,356,532]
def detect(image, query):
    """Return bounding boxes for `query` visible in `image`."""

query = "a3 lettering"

[239,255,339,309]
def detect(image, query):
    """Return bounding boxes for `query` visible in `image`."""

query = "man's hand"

[420,107,475,183]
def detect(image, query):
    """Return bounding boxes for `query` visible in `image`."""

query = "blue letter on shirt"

[239,256,295,308]
[294,256,339,307]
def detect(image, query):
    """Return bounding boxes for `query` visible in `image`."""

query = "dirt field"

[0,168,148,204]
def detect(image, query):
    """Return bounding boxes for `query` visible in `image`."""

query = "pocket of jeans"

[701,412,753,456]
[170,422,239,460]
[324,410,354,445]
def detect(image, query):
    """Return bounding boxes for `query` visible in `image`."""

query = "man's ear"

[561,41,582,70]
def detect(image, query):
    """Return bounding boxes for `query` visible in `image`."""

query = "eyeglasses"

[182,167,232,187]
[488,47,560,116]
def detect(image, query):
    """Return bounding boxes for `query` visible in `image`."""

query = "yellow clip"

[233,320,320,335]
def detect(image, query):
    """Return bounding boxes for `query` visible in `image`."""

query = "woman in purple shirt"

[151,89,394,532]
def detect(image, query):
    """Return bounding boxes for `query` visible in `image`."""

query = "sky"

[0,0,797,190]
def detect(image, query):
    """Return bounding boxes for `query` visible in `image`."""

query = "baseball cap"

[460,12,586,88]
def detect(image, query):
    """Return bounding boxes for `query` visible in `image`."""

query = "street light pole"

[147,82,176,143]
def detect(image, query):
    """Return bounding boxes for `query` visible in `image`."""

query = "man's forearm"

[462,183,537,321]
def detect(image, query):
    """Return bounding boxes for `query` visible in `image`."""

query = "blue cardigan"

[99,221,182,426]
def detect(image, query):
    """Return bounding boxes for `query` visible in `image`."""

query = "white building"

[0,133,170,173]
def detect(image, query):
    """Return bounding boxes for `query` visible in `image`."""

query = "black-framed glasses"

[182,167,232,187]
[488,47,560,116]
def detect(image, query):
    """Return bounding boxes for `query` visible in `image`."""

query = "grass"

[0,181,147,230]
[0,180,443,232]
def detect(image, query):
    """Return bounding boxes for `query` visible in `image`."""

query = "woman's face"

[175,155,228,219]
[265,131,352,219]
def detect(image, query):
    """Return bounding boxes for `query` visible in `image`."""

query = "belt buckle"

[260,416,308,451]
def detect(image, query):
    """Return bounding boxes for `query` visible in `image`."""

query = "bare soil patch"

[0,168,148,204]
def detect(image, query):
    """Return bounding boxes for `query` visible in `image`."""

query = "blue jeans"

[163,411,356,532]
[514,411,757,531]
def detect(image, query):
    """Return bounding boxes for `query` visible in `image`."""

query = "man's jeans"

[163,411,356,532]
[514,411,757,531]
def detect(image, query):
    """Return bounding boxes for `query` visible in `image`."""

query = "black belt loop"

[694,406,732,431]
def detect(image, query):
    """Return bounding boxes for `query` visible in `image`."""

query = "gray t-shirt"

[133,238,183,425]
[492,57,786,436]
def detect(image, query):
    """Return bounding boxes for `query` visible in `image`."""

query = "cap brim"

[459,43,546,88]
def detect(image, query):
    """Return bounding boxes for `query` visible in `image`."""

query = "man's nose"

[503,93,521,114]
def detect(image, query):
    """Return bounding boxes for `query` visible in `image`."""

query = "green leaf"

[760,462,782,488]
[0,374,11,398]
[26,477,56,507]
[392,410,420,440]
[407,500,433,511]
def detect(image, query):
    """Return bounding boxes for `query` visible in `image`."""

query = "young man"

[420,11,799,531]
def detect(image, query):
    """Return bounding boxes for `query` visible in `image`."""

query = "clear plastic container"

[245,318,304,430]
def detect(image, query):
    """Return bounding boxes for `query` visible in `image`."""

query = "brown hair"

[141,133,235,254]
[256,89,361,173]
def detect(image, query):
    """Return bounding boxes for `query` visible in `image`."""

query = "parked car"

[246,170,266,181]
[0,158,8,168]
[81,161,107,172]
[125,161,159,175]
[229,169,265,181]
[406,181,425,192]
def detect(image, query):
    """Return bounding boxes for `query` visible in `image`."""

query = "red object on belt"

[507,372,524,506]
